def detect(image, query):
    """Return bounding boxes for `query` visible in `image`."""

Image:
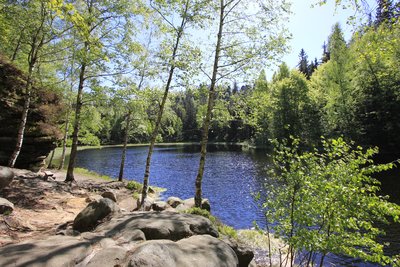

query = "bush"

[260,137,400,266]
[126,181,143,191]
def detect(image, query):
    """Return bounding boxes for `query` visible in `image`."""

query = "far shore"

[46,141,263,170]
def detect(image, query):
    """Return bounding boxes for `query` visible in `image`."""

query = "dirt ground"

[0,168,138,247]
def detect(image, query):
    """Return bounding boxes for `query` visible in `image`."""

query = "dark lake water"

[75,144,400,266]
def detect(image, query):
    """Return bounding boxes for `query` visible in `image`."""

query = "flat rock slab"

[129,234,239,267]
[95,211,218,241]
[0,235,92,267]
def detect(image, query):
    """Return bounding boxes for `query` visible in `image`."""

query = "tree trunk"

[194,0,224,208]
[58,108,70,170]
[8,65,34,168]
[140,11,187,208]
[48,149,55,168]
[65,62,86,182]
[11,29,24,62]
[119,111,131,181]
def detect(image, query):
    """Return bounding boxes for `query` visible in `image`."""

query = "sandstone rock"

[73,198,120,232]
[136,196,154,211]
[95,211,218,241]
[0,235,92,267]
[85,194,103,203]
[129,235,238,267]
[0,197,14,214]
[222,237,254,267]
[183,197,211,211]
[0,58,62,170]
[101,190,117,203]
[56,229,80,237]
[0,166,14,191]
[151,201,169,211]
[86,246,128,267]
[166,196,183,208]
[99,237,117,248]
[115,229,146,243]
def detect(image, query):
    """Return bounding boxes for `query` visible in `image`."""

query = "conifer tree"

[297,48,309,78]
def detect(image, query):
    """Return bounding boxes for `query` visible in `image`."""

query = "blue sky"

[269,0,376,78]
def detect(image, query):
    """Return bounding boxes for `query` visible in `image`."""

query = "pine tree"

[308,57,319,77]
[297,48,309,78]
[321,41,330,63]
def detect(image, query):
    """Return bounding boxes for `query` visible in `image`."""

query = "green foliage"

[261,137,400,266]
[126,180,143,191]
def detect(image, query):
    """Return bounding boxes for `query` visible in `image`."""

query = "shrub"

[259,137,400,266]
[126,181,143,191]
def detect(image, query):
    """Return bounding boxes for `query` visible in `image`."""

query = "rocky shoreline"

[0,167,279,266]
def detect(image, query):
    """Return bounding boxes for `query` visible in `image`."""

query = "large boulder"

[0,235,92,267]
[0,197,14,214]
[151,201,169,211]
[101,190,117,203]
[176,197,211,211]
[136,196,154,211]
[0,166,14,191]
[73,198,120,232]
[129,235,239,267]
[166,196,183,208]
[222,237,254,267]
[95,211,218,241]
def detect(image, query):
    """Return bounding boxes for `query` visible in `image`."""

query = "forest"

[1,0,399,161]
[1,0,400,266]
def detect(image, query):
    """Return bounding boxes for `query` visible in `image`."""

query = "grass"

[237,229,286,254]
[126,180,143,191]
[73,167,113,181]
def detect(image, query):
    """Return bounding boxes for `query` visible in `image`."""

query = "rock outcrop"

[73,198,120,232]
[129,235,239,267]
[0,56,63,170]
[0,235,93,267]
[0,175,255,267]
[94,211,219,241]
[175,197,211,212]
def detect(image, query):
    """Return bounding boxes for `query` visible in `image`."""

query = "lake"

[76,144,268,229]
[75,144,400,266]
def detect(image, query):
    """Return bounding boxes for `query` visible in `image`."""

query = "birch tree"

[139,0,209,207]
[54,0,144,182]
[194,0,290,208]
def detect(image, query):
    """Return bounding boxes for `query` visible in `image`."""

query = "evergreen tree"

[321,41,330,63]
[297,48,309,78]
[308,57,319,77]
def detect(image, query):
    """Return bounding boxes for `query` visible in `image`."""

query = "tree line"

[1,0,399,200]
